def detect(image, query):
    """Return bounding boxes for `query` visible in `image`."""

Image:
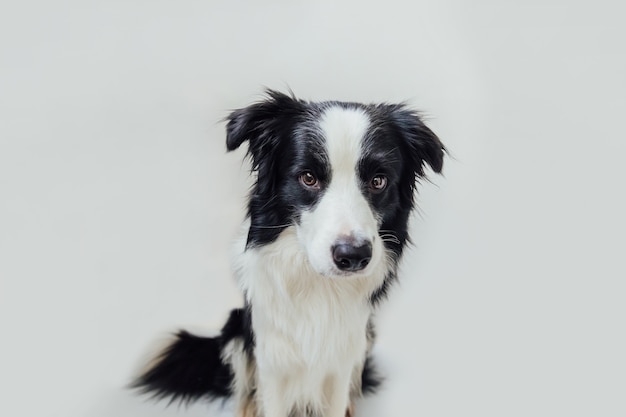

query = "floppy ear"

[390,106,446,177]
[225,90,303,169]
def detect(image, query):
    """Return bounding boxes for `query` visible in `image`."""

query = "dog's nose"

[332,242,372,272]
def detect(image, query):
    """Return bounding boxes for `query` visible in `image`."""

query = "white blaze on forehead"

[317,106,374,240]
[297,106,384,277]
[318,106,370,174]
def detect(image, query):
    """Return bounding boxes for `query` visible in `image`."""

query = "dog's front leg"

[236,396,257,417]
[257,371,290,417]
[326,372,353,417]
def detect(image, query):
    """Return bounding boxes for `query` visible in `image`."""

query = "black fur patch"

[133,309,247,404]
[361,356,383,394]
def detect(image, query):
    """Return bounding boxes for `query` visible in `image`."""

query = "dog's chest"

[252,283,370,372]
[235,229,373,372]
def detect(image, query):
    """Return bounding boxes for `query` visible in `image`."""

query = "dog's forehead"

[315,105,371,169]
[318,105,370,140]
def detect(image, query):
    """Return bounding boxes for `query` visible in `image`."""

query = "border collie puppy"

[134,90,445,417]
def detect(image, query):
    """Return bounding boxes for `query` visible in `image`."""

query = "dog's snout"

[332,241,372,272]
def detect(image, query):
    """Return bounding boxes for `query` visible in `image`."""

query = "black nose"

[332,242,372,272]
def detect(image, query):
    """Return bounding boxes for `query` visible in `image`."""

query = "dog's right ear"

[225,105,264,152]
[225,90,302,167]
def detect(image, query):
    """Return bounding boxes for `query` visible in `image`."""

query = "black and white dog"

[134,90,445,417]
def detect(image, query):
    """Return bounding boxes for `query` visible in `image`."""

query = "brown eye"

[299,171,320,189]
[370,175,387,193]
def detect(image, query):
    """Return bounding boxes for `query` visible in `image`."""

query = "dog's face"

[226,91,444,279]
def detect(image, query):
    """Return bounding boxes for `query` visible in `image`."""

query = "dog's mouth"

[320,268,367,279]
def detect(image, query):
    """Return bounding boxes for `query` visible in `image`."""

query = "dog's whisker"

[249,224,292,229]
[378,230,401,245]
[255,195,281,211]
[381,238,401,245]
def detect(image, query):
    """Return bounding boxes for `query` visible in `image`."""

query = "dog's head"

[226,90,444,278]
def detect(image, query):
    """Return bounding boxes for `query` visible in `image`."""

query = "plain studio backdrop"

[1,1,624,416]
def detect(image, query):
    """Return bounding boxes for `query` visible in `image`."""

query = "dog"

[134,90,445,417]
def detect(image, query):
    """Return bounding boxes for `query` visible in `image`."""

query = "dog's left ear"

[390,107,446,177]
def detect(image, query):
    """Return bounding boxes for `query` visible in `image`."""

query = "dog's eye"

[299,171,320,190]
[369,175,388,193]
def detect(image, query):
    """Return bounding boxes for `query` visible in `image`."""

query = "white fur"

[230,107,393,417]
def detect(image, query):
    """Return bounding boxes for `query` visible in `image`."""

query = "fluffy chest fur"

[234,225,387,370]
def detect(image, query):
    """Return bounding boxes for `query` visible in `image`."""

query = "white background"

[1,1,624,416]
